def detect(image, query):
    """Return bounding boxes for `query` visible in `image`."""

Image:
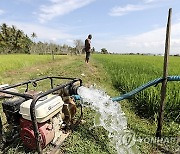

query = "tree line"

[0,23,108,55]
[0,23,32,54]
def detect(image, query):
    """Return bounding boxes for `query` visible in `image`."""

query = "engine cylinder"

[2,97,26,125]
[20,118,54,150]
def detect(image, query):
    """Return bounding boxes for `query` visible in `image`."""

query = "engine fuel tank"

[19,95,64,123]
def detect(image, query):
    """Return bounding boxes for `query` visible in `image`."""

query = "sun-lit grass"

[0,54,64,84]
[0,54,59,74]
[93,54,180,122]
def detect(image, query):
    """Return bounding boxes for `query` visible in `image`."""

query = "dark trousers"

[85,52,90,61]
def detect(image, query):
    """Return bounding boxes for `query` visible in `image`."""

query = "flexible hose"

[167,75,180,81]
[112,76,180,102]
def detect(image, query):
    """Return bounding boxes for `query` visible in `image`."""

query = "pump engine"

[0,77,82,153]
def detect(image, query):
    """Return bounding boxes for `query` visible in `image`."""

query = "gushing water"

[77,86,135,154]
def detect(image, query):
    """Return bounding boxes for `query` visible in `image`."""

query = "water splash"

[77,86,135,154]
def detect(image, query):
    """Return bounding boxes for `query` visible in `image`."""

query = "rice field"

[93,54,180,122]
[0,54,56,74]
[0,54,64,84]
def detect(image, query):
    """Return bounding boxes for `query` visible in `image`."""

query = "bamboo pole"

[52,49,55,60]
[156,8,172,138]
[0,116,2,140]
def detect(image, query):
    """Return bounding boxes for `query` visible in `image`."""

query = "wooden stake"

[52,49,55,60]
[156,8,172,138]
[0,116,2,140]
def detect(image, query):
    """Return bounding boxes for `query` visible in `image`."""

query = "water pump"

[0,76,83,153]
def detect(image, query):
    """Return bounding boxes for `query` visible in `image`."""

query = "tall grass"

[94,54,180,122]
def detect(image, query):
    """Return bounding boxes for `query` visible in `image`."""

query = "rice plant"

[0,54,61,74]
[94,54,180,122]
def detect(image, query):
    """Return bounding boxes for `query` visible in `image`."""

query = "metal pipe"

[1,76,49,90]
[0,89,33,99]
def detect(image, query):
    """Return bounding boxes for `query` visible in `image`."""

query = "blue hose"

[112,75,180,102]
[167,75,180,81]
[72,95,81,100]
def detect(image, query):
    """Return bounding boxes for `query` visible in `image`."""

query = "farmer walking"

[84,34,92,63]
